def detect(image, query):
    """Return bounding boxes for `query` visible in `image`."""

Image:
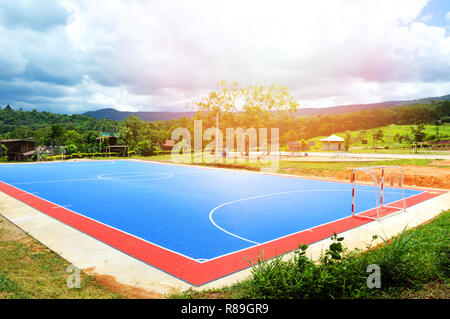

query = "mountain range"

[82,94,450,121]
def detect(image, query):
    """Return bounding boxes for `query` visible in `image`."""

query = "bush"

[65,144,78,155]
[137,140,156,156]
[368,229,419,290]
[47,155,66,161]
[241,225,444,299]
[41,152,122,161]
[154,150,172,155]
[243,234,373,299]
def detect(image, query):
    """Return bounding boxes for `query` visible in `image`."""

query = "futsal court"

[0,160,443,285]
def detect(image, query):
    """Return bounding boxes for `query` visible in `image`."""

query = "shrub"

[137,140,156,156]
[154,150,172,155]
[46,155,66,161]
[243,235,373,299]
[368,228,420,290]
[65,144,78,155]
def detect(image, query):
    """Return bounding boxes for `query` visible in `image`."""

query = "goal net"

[351,166,406,221]
[36,146,66,162]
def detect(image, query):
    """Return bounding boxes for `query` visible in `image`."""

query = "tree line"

[1,82,449,156]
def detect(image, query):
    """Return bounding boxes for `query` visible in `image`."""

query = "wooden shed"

[0,139,36,161]
[161,140,175,150]
[319,135,344,151]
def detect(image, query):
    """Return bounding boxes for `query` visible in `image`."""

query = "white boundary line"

[97,172,173,182]
[128,158,437,192]
[0,160,119,167]
[0,181,202,264]
[9,172,173,185]
[0,159,438,265]
[204,190,430,263]
[209,189,349,245]
[12,178,98,185]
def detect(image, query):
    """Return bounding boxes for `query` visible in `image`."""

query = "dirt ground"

[278,155,390,162]
[82,267,165,299]
[285,162,450,189]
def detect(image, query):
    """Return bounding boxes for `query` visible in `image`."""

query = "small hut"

[96,135,118,146]
[0,139,36,161]
[161,140,175,151]
[319,135,344,151]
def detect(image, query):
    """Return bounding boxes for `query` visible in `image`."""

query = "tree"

[64,130,82,147]
[319,123,335,137]
[118,115,143,150]
[65,144,78,155]
[137,139,155,156]
[372,128,384,150]
[343,131,352,151]
[0,144,7,159]
[189,81,300,130]
[280,129,299,144]
[48,124,64,145]
[300,139,307,151]
[410,123,426,142]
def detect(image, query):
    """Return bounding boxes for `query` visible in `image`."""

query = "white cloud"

[0,0,449,113]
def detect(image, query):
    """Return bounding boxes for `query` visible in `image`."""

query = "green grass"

[0,217,126,299]
[276,159,432,171]
[172,210,449,299]
[307,124,450,152]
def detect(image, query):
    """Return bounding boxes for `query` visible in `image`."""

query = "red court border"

[0,177,446,286]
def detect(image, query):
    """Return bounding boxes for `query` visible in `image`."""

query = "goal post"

[351,166,406,221]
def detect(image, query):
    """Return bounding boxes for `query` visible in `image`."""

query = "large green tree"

[188,81,300,130]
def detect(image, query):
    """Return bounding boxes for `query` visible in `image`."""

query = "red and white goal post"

[351,166,407,221]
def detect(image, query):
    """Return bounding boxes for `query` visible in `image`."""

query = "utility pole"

[216,113,220,161]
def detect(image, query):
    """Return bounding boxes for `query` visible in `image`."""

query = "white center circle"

[98,172,173,182]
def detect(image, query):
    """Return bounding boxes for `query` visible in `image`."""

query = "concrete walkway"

[0,183,448,296]
[229,151,450,160]
[298,151,450,160]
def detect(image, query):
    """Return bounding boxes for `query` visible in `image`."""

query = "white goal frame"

[36,145,66,162]
[351,166,406,221]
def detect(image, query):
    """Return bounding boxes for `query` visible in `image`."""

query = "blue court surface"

[0,160,430,285]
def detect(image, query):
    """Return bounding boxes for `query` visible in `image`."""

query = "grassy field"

[0,214,126,299]
[306,124,450,152]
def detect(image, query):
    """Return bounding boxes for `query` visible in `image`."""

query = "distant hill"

[82,94,450,121]
[297,94,450,116]
[82,108,196,122]
[297,101,404,116]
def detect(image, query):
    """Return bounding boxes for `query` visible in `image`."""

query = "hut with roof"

[319,135,344,151]
[0,139,36,161]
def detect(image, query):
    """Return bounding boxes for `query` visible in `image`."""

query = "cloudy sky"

[0,0,449,114]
